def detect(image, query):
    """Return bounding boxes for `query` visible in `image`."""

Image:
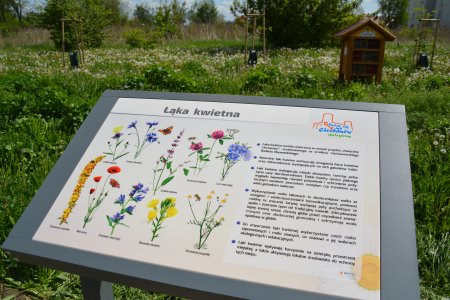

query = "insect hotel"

[336,18,396,83]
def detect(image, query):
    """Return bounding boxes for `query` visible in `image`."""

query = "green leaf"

[166,161,172,169]
[183,168,189,176]
[115,151,130,160]
[2,295,16,300]
[219,139,224,145]
[103,152,114,155]
[106,215,112,226]
[161,176,174,186]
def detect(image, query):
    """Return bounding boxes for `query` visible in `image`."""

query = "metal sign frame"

[2,90,419,300]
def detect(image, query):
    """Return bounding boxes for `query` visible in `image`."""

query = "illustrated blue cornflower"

[114,194,125,205]
[128,121,138,129]
[141,187,149,194]
[146,132,158,143]
[128,121,160,159]
[129,189,136,197]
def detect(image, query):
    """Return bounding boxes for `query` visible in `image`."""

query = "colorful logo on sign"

[313,113,353,138]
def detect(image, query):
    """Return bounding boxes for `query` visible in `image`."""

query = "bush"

[242,66,281,92]
[291,70,319,89]
[122,28,156,49]
[144,65,195,92]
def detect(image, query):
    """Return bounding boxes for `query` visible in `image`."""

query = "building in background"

[408,0,450,28]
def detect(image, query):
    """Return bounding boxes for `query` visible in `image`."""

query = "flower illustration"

[151,130,188,195]
[147,196,178,241]
[211,130,224,139]
[104,126,129,161]
[83,166,121,228]
[58,155,105,225]
[127,121,160,159]
[188,191,228,249]
[107,182,148,235]
[107,166,121,174]
[190,129,236,176]
[217,142,252,181]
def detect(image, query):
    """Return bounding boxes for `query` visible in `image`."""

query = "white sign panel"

[33,98,380,299]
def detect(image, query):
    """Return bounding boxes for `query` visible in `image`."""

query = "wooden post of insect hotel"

[335,17,395,83]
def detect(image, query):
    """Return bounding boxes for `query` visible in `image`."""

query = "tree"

[378,0,407,29]
[39,0,111,50]
[102,0,127,24]
[8,0,27,24]
[154,0,187,38]
[231,0,362,47]
[133,4,153,24]
[188,0,220,24]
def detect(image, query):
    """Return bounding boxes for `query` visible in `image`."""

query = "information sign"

[2,91,420,300]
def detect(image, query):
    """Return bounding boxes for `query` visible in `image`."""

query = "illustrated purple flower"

[104,126,129,161]
[112,132,123,139]
[190,142,204,151]
[133,183,144,190]
[211,130,224,139]
[115,194,125,205]
[151,130,188,195]
[109,213,125,223]
[134,194,145,202]
[128,121,138,129]
[147,121,159,128]
[107,183,148,235]
[125,205,135,215]
[192,130,235,176]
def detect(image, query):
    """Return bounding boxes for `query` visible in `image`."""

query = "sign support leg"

[80,276,113,300]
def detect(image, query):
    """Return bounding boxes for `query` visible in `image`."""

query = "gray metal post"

[80,277,114,300]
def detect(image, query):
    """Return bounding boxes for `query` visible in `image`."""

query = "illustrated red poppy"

[93,176,102,182]
[90,188,96,194]
[110,178,120,188]
[107,166,121,174]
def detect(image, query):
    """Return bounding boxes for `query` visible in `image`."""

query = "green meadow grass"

[0,39,449,299]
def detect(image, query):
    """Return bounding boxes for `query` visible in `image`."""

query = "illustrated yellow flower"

[147,199,159,208]
[210,191,215,194]
[166,196,176,203]
[113,125,123,134]
[353,254,380,290]
[225,193,229,196]
[221,199,227,203]
[187,194,192,199]
[147,210,157,221]
[58,155,105,224]
[207,194,212,200]
[166,207,178,218]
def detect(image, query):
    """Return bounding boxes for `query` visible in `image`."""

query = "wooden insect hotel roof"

[335,18,396,41]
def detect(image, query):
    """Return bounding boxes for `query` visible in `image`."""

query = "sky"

[29,0,379,21]
[122,0,379,20]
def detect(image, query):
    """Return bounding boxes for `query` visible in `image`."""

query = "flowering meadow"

[0,39,449,299]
